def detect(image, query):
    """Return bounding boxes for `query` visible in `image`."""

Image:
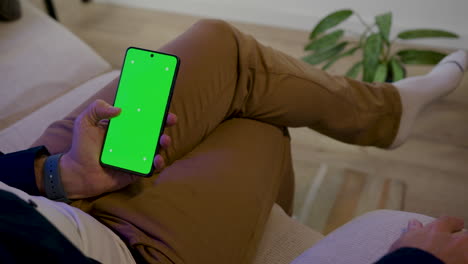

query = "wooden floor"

[32,1,468,223]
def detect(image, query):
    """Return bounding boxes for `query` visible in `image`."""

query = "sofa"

[0,1,438,263]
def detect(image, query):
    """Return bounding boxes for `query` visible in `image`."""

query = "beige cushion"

[253,204,324,264]
[291,210,436,264]
[0,70,120,153]
[0,0,111,130]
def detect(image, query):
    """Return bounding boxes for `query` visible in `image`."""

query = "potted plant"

[303,9,459,82]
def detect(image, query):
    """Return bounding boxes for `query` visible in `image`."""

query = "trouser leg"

[32,19,402,263]
[90,119,292,264]
[33,19,401,159]
[33,19,400,214]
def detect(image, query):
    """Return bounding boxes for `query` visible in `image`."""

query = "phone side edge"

[143,53,181,177]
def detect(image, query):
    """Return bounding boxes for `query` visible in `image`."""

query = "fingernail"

[408,219,419,228]
[454,217,464,225]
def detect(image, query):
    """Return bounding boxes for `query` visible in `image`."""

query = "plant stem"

[358,24,376,48]
[355,12,373,31]
[355,12,375,48]
[384,38,397,62]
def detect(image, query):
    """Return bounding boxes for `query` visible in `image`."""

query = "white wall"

[98,0,468,49]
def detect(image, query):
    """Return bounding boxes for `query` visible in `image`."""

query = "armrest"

[291,210,435,264]
[0,70,120,153]
[0,0,111,131]
[253,204,324,264]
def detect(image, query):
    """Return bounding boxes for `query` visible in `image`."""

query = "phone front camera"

[150,54,154,58]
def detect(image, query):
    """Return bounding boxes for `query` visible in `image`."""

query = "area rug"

[293,162,406,235]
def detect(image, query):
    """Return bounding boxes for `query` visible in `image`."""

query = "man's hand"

[389,216,468,263]
[59,99,177,199]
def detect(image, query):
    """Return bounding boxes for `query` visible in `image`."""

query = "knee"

[193,19,234,36]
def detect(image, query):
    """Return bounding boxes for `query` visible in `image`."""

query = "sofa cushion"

[253,204,324,264]
[0,70,120,153]
[291,210,436,264]
[0,0,111,131]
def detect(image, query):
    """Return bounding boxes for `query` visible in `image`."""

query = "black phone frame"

[99,46,181,177]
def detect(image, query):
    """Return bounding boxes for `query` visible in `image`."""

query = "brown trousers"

[32,19,401,264]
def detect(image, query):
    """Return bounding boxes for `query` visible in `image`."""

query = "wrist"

[59,153,84,199]
[34,154,48,194]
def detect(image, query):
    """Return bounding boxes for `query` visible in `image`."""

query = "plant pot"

[385,67,407,83]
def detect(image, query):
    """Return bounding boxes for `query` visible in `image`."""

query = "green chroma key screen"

[101,47,179,176]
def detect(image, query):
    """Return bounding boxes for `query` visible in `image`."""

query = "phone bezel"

[99,47,180,177]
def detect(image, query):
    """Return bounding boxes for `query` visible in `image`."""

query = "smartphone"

[100,47,180,176]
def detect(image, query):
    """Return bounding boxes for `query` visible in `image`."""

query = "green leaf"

[373,63,388,82]
[303,42,348,65]
[397,49,447,64]
[390,57,405,81]
[397,29,459,39]
[322,46,360,70]
[305,29,344,51]
[309,9,353,39]
[362,33,383,82]
[345,61,362,79]
[375,12,392,44]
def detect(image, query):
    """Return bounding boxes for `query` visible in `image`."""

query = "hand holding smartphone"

[100,47,180,176]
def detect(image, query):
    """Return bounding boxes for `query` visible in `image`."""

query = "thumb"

[85,99,121,125]
[407,219,423,232]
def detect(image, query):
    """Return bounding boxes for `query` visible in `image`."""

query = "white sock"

[389,50,467,149]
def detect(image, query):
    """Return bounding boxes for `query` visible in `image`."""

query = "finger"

[453,230,468,239]
[407,219,424,231]
[107,169,139,192]
[429,216,465,233]
[153,154,165,172]
[85,99,121,125]
[159,134,172,149]
[165,113,177,127]
[98,119,110,128]
[452,231,468,252]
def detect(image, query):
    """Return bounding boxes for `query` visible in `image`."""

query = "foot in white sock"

[435,49,467,72]
[389,50,467,149]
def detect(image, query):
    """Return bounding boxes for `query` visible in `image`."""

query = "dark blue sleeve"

[376,247,444,264]
[0,146,49,196]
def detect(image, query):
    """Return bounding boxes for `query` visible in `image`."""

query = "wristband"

[43,154,71,203]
